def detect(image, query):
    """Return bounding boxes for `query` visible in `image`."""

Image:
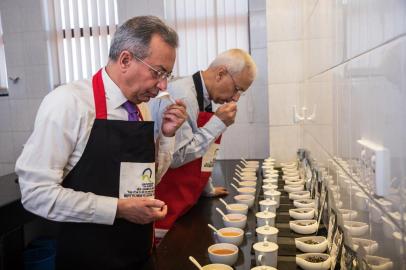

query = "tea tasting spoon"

[235,171,242,178]
[156,91,176,104]
[236,164,244,171]
[207,224,221,235]
[232,177,242,185]
[230,183,239,191]
[239,159,248,166]
[219,198,230,209]
[215,207,230,221]
[241,157,248,165]
[188,256,203,270]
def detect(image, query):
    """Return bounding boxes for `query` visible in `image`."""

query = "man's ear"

[118,51,133,71]
[216,66,228,81]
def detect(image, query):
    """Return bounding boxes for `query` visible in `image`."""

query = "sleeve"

[202,177,215,197]
[154,134,175,184]
[15,89,117,225]
[147,99,175,183]
[171,113,227,168]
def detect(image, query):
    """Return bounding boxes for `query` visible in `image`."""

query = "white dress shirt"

[15,68,175,225]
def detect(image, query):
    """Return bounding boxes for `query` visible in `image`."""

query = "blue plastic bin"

[23,245,55,270]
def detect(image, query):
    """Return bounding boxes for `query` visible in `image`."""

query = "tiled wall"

[267,0,406,266]
[0,0,50,176]
[266,0,303,162]
[218,0,269,159]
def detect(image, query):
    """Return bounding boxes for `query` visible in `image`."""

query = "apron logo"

[141,168,153,183]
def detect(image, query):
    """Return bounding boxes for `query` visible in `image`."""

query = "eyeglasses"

[226,70,245,97]
[133,54,174,82]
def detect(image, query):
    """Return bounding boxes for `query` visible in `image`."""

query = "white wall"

[267,0,406,266]
[218,0,269,159]
[266,0,303,162]
[0,0,50,176]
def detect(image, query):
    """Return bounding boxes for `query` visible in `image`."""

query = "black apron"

[56,69,155,270]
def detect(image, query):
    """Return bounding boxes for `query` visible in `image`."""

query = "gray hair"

[209,48,257,78]
[109,16,178,61]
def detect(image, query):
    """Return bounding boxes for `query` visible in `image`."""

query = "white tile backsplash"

[0,99,12,132]
[250,10,267,49]
[3,32,25,68]
[266,0,303,42]
[0,132,14,163]
[22,31,48,66]
[251,48,268,87]
[269,125,300,162]
[0,1,52,176]
[268,83,299,125]
[1,6,23,34]
[24,65,50,99]
[21,0,44,32]
[267,40,303,84]
[7,66,27,99]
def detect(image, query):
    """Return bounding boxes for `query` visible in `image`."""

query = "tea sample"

[211,248,235,255]
[228,218,242,221]
[221,232,240,237]
[306,256,326,263]
[303,239,320,245]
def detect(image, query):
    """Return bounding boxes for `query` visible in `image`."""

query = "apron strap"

[192,71,205,112]
[92,69,108,119]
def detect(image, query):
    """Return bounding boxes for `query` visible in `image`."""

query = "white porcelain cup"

[256,225,278,243]
[264,190,281,208]
[253,241,278,267]
[262,184,278,193]
[259,198,277,212]
[208,243,239,266]
[262,178,278,185]
[256,210,276,227]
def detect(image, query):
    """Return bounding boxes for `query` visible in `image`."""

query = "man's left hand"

[213,186,229,197]
[161,99,187,137]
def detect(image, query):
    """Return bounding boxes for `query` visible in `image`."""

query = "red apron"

[155,72,221,232]
[155,112,221,231]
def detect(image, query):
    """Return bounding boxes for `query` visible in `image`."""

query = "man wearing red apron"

[151,49,257,238]
[15,16,187,269]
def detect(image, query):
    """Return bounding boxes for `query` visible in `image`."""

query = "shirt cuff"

[204,115,227,138]
[94,195,118,225]
[159,134,175,152]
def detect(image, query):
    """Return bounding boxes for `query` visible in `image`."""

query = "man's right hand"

[116,197,167,224]
[215,102,237,126]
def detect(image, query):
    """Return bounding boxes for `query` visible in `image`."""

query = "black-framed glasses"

[133,54,174,82]
[226,70,245,97]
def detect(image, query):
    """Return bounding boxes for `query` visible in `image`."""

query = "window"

[164,0,249,77]
[49,0,118,84]
[0,11,8,96]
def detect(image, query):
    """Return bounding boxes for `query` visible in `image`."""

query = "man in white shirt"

[150,49,257,237]
[15,16,186,269]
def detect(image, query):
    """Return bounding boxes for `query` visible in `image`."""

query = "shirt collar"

[102,67,128,109]
[199,71,211,108]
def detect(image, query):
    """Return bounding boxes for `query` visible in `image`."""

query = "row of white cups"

[202,158,280,270]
